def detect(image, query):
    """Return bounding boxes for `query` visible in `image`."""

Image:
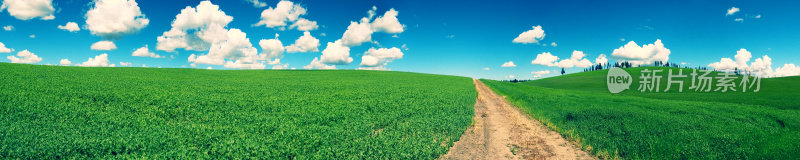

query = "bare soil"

[441,79,595,160]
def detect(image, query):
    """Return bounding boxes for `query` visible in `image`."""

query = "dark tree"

[561,68,566,75]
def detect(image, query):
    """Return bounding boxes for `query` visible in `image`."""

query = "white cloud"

[734,18,744,22]
[3,25,13,31]
[726,7,740,16]
[246,0,267,8]
[156,1,233,52]
[157,1,262,69]
[59,59,71,66]
[0,0,55,20]
[371,8,404,33]
[708,49,752,71]
[78,53,114,67]
[132,45,163,58]
[304,57,335,69]
[707,49,786,77]
[531,52,559,66]
[58,22,80,32]
[254,0,317,31]
[319,40,353,65]
[28,34,35,38]
[531,70,551,78]
[754,14,761,19]
[285,31,320,53]
[224,60,265,69]
[0,42,13,53]
[119,61,131,66]
[483,67,490,71]
[289,18,318,31]
[708,58,737,71]
[595,54,608,64]
[531,51,593,68]
[501,61,517,67]
[551,42,557,47]
[611,39,671,66]
[340,7,405,47]
[734,48,751,68]
[774,64,800,77]
[85,0,149,39]
[7,50,42,63]
[513,25,545,44]
[341,18,374,46]
[506,75,515,79]
[553,50,592,68]
[259,34,284,60]
[91,40,117,50]
[359,47,403,68]
[401,44,408,50]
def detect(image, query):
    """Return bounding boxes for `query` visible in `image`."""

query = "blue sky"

[1,0,799,79]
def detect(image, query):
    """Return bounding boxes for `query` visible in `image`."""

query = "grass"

[482,67,800,159]
[0,63,477,159]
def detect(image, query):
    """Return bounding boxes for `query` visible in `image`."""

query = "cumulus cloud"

[85,0,149,39]
[319,40,352,65]
[501,61,516,67]
[734,18,744,22]
[0,42,13,53]
[551,42,557,47]
[359,47,403,69]
[553,50,593,68]
[706,49,788,77]
[254,0,317,31]
[119,61,131,66]
[726,7,740,16]
[531,52,559,66]
[259,34,284,60]
[0,0,55,20]
[774,64,800,77]
[132,45,163,58]
[59,59,71,66]
[285,31,320,53]
[483,67,490,71]
[611,39,670,66]
[7,50,42,63]
[224,60,265,69]
[595,54,608,64]
[246,0,267,8]
[2,25,12,31]
[531,51,593,68]
[340,18,374,46]
[289,18,318,31]
[513,25,545,44]
[370,8,404,33]
[531,70,551,78]
[506,75,515,79]
[77,53,114,67]
[91,40,117,50]
[311,6,405,67]
[58,22,80,32]
[340,7,404,47]
[157,1,263,69]
[304,57,335,69]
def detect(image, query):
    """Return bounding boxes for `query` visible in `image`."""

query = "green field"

[0,63,477,159]
[482,67,800,159]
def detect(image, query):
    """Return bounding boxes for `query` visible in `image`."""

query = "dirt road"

[441,79,594,160]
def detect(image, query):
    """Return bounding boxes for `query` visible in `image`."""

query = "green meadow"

[482,67,800,159]
[0,63,477,159]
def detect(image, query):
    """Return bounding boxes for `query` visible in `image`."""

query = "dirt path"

[441,79,595,160]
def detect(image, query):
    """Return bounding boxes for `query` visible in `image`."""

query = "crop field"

[0,63,477,159]
[482,67,800,159]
